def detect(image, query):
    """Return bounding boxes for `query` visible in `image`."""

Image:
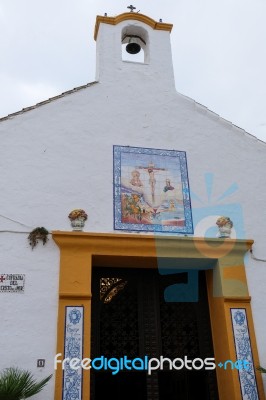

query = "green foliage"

[0,367,52,400]
[257,366,266,373]
[28,227,49,249]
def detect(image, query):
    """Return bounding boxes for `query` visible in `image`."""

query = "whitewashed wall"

[0,16,266,397]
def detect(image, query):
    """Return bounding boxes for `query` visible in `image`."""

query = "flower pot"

[70,218,86,231]
[218,225,232,238]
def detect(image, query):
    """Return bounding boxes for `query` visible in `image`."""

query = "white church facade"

[0,10,266,400]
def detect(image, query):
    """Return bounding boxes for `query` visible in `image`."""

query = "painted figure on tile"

[130,170,143,187]
[120,162,184,225]
[138,162,166,203]
[121,193,143,221]
[169,199,176,211]
[164,179,175,192]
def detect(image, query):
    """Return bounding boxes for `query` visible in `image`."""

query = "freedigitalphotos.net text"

[54,354,250,375]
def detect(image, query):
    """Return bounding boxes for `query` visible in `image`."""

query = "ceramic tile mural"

[63,306,84,400]
[230,308,259,400]
[113,145,193,233]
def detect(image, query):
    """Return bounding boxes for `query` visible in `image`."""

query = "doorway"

[90,266,218,400]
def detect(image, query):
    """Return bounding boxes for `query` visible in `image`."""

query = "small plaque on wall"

[0,274,25,293]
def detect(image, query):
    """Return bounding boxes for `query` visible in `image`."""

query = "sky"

[1,0,266,143]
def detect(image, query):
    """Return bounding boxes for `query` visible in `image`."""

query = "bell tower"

[94,8,175,90]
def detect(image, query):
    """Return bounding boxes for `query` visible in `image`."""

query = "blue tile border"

[62,306,84,400]
[230,308,259,400]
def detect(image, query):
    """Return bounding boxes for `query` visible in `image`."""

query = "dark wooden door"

[90,267,218,400]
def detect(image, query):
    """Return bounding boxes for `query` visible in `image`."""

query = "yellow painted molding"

[52,231,253,261]
[59,292,92,299]
[52,231,265,400]
[224,296,251,303]
[94,12,173,40]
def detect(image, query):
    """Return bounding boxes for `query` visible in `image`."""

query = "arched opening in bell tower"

[121,25,149,63]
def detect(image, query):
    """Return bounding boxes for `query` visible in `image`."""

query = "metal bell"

[126,42,141,54]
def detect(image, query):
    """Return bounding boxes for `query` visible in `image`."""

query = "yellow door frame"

[53,231,264,400]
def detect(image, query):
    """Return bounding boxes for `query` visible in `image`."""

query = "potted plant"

[216,216,233,238]
[68,209,88,231]
[28,227,49,249]
[0,367,52,399]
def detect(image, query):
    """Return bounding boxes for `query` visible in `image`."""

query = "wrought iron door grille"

[91,267,219,400]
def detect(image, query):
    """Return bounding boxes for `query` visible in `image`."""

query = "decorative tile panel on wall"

[113,145,193,234]
[63,306,84,400]
[231,308,259,400]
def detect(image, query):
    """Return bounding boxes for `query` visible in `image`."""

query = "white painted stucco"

[0,13,266,397]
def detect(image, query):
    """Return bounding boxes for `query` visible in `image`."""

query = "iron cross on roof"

[127,5,136,12]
